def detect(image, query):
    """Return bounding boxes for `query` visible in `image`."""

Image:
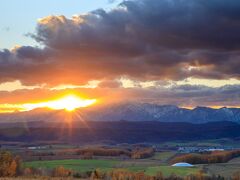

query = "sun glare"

[22,95,97,112]
[48,95,96,111]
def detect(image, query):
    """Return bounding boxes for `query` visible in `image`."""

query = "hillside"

[0,121,240,143]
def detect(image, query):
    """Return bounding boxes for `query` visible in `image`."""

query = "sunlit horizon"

[0,94,97,113]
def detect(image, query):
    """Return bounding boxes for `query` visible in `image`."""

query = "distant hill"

[0,103,240,124]
[0,121,240,143]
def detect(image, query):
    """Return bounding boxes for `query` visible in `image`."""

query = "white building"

[171,162,194,167]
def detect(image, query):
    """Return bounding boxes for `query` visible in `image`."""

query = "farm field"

[203,156,240,178]
[24,159,120,172]
[144,166,200,176]
[151,151,176,162]
[24,158,201,177]
[10,141,240,178]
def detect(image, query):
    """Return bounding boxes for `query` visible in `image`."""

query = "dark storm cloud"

[1,0,240,85]
[0,46,50,64]
[16,46,51,60]
[0,49,11,64]
[62,0,240,50]
[0,46,58,85]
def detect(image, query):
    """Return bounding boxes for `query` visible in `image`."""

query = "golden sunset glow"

[0,95,97,113]
[24,95,96,112]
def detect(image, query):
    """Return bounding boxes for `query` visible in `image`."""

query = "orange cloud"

[0,83,240,112]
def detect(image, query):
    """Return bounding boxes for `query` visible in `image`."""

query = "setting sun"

[46,95,97,111]
[20,95,97,112]
[0,95,97,113]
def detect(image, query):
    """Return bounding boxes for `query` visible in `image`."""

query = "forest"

[172,150,240,164]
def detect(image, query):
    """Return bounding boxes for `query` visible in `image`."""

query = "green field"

[145,166,200,176]
[127,165,200,176]
[202,156,240,178]
[24,159,201,177]
[151,151,176,162]
[24,159,119,172]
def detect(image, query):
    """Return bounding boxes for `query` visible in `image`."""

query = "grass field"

[151,151,176,163]
[127,166,200,177]
[204,163,239,178]
[24,159,201,177]
[24,159,119,172]
[145,166,200,176]
[203,156,240,178]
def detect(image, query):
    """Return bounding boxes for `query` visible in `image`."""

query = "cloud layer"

[0,84,240,110]
[0,0,240,86]
[0,0,240,108]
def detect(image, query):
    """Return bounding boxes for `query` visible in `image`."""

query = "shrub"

[52,166,72,177]
[0,151,21,177]
[131,147,154,159]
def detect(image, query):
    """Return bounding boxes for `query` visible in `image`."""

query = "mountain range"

[0,103,240,124]
[83,103,240,123]
[0,103,240,143]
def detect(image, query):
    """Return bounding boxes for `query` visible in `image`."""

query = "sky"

[0,0,118,49]
[0,0,240,112]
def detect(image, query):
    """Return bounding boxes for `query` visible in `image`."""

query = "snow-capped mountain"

[0,103,240,124]
[82,103,240,123]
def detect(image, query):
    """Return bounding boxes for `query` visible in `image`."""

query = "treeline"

[77,147,154,159]
[29,147,155,159]
[131,147,154,159]
[77,147,131,157]
[172,150,240,164]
